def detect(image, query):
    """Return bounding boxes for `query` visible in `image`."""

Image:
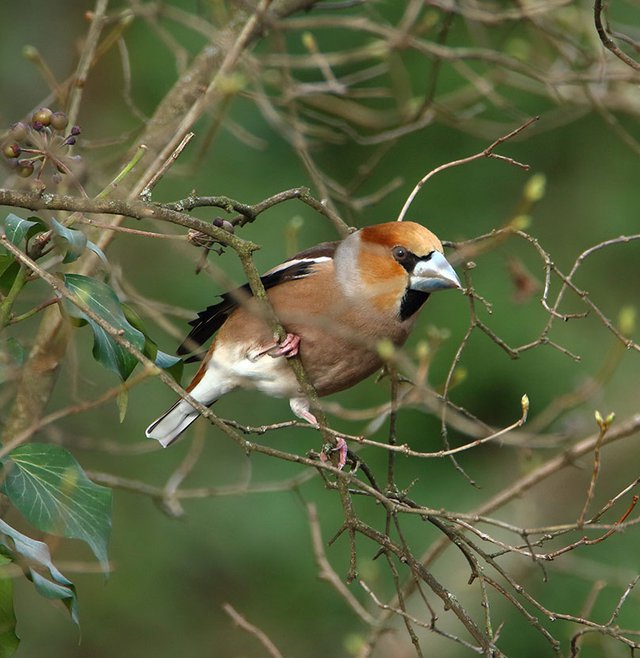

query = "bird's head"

[335,221,461,320]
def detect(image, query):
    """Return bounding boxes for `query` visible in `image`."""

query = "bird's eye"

[392,246,408,261]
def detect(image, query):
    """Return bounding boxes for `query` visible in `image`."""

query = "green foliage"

[2,214,40,246]
[0,556,19,658]
[62,274,182,382]
[49,217,107,265]
[0,443,112,571]
[0,214,43,293]
[0,519,78,627]
[0,253,17,293]
[122,303,183,380]
[63,274,146,380]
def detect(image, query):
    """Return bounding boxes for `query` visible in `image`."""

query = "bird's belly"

[212,343,299,399]
[300,341,383,397]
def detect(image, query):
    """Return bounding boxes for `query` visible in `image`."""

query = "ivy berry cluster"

[3,107,81,180]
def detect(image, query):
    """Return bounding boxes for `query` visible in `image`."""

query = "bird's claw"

[267,333,301,358]
[248,333,301,362]
[320,437,348,470]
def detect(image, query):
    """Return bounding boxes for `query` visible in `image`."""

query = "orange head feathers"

[334,221,460,316]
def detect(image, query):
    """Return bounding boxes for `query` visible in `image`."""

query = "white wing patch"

[263,256,332,278]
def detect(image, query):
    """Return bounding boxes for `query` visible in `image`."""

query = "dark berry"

[69,125,81,136]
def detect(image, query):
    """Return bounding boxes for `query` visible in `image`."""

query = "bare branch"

[223,603,285,658]
[397,117,539,221]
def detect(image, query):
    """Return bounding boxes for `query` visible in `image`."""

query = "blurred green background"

[1,1,639,656]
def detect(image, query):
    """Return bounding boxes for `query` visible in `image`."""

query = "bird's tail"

[145,399,202,448]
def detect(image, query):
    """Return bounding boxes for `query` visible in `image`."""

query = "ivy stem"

[8,297,59,325]
[0,265,28,329]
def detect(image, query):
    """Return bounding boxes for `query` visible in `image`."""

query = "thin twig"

[222,603,285,658]
[594,0,640,71]
[397,117,538,222]
[306,503,375,624]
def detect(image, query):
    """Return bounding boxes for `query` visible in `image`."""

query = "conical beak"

[409,251,461,292]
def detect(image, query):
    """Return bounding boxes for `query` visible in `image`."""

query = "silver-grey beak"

[409,251,461,292]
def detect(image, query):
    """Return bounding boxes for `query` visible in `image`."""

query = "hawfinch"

[146,221,461,462]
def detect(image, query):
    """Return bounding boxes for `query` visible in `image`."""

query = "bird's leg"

[248,333,301,362]
[320,437,348,470]
[290,397,319,426]
[289,398,348,469]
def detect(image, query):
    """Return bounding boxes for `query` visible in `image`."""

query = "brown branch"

[594,0,640,71]
[0,190,257,253]
[306,503,375,624]
[397,117,539,221]
[222,603,285,658]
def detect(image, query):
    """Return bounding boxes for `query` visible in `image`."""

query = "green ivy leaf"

[122,303,183,380]
[0,214,48,294]
[0,254,15,279]
[0,555,19,658]
[0,519,78,625]
[49,218,108,266]
[2,214,40,246]
[0,261,20,296]
[85,239,109,265]
[50,217,87,263]
[0,443,112,572]
[63,274,144,380]
[155,351,183,383]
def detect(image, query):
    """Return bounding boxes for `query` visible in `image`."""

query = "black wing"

[177,241,338,362]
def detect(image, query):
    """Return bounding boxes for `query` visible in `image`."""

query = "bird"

[145,221,461,465]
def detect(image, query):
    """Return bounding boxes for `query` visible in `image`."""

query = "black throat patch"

[399,289,430,321]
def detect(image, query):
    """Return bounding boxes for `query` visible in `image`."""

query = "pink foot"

[320,437,348,470]
[248,333,301,362]
[268,333,300,358]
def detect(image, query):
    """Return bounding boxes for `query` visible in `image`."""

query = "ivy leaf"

[0,215,44,293]
[48,218,108,266]
[85,239,109,265]
[0,443,112,572]
[0,555,19,658]
[0,214,60,295]
[63,274,144,380]
[0,261,20,295]
[0,519,78,625]
[49,217,86,263]
[121,304,183,380]
[0,254,15,279]
[2,214,40,246]
[155,350,183,382]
